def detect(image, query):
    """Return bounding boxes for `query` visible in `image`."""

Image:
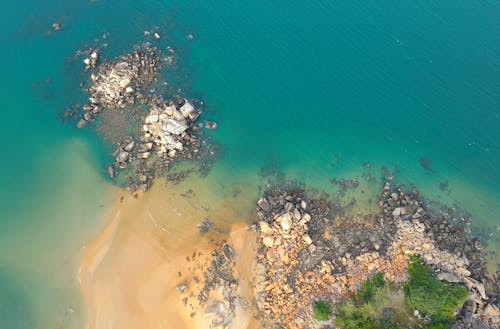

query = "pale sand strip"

[79,177,259,329]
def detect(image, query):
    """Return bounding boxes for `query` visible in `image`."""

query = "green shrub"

[335,303,377,328]
[335,263,465,329]
[404,255,468,322]
[336,273,402,329]
[356,273,386,302]
[428,321,452,329]
[313,301,332,321]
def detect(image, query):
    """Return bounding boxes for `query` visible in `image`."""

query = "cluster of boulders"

[377,183,499,328]
[252,181,499,329]
[104,96,203,191]
[200,243,239,328]
[254,188,339,328]
[108,137,155,191]
[177,242,239,329]
[71,37,220,190]
[141,97,201,159]
[77,43,161,129]
[112,136,136,169]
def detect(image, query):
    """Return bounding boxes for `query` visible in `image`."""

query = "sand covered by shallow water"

[79,175,259,329]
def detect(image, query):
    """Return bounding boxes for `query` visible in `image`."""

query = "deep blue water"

[0,0,499,327]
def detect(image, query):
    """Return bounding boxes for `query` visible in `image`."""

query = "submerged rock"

[197,218,213,235]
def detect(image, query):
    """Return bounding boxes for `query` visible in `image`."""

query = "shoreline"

[78,177,259,329]
[78,177,499,328]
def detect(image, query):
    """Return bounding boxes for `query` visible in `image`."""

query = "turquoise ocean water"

[0,0,499,327]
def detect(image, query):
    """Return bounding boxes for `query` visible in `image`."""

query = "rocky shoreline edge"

[179,181,499,329]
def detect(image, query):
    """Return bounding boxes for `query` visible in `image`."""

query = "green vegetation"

[335,257,469,329]
[355,273,386,302]
[336,273,409,328]
[428,322,453,329]
[404,255,468,323]
[313,301,332,321]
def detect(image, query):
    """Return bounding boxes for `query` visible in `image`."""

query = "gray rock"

[293,208,302,221]
[392,207,407,216]
[205,121,217,130]
[180,102,195,118]
[163,134,177,146]
[77,119,86,129]
[198,218,213,235]
[140,152,151,159]
[165,119,188,135]
[164,105,176,116]
[124,141,135,152]
[172,110,185,122]
[279,213,292,231]
[437,272,461,283]
[145,114,159,123]
[116,150,130,163]
[257,198,271,211]
[483,304,500,319]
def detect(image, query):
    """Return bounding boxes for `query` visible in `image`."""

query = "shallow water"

[0,0,499,327]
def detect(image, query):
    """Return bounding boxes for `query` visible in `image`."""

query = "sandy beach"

[79,176,259,329]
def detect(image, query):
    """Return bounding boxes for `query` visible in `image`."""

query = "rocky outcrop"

[77,43,161,128]
[140,97,201,159]
[104,96,203,191]
[253,182,499,329]
[378,184,499,328]
[254,187,340,328]
[185,242,238,329]
[71,37,219,190]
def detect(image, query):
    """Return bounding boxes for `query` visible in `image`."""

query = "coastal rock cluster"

[375,184,498,328]
[253,182,499,329]
[198,243,239,328]
[141,96,201,159]
[77,43,160,129]
[84,43,161,118]
[177,242,239,329]
[254,187,342,328]
[70,37,219,190]
[108,96,203,191]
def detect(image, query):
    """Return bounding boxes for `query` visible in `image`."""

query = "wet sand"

[79,175,259,329]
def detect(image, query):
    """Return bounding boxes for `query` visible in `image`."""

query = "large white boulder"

[180,102,195,118]
[164,105,176,116]
[145,114,159,124]
[164,119,188,135]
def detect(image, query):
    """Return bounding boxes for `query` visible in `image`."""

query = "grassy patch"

[336,273,410,328]
[335,259,468,329]
[404,255,468,323]
[313,301,332,321]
